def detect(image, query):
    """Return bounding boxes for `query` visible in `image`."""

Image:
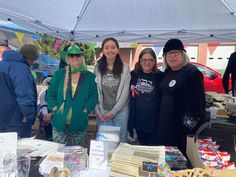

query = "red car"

[156,62,228,93]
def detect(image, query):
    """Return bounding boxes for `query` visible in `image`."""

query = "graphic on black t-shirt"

[136,78,154,94]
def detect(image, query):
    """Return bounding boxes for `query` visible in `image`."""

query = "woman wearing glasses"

[157,39,206,155]
[128,48,163,145]
[94,37,130,143]
[46,44,98,145]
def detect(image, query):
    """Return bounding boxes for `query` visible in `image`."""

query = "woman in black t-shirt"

[128,48,163,145]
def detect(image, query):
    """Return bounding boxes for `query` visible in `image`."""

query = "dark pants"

[38,113,52,140]
[0,124,32,138]
[136,129,158,146]
[39,123,52,140]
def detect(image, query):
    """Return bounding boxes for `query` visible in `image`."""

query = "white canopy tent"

[1,0,236,43]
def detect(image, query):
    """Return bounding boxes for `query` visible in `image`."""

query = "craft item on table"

[157,163,172,177]
[59,168,70,177]
[89,140,108,171]
[18,138,64,157]
[0,132,17,177]
[142,161,158,173]
[64,146,88,175]
[171,168,211,177]
[49,167,59,177]
[216,152,231,162]
[220,162,235,170]
[110,143,165,176]
[198,137,235,170]
[203,160,218,168]
[165,146,188,170]
[141,162,172,177]
[198,137,219,151]
[226,101,236,117]
[96,125,120,157]
[3,153,16,177]
[208,106,218,119]
[49,167,71,177]
[39,152,64,176]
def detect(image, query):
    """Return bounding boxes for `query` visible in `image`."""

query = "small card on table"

[89,140,108,171]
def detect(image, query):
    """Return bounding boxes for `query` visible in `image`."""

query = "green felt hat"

[67,45,84,55]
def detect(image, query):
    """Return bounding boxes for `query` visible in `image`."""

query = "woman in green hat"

[46,44,98,145]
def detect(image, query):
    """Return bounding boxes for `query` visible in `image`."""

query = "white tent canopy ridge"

[1,0,236,42]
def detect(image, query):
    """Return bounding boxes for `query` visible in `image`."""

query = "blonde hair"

[58,66,69,112]
[163,51,190,69]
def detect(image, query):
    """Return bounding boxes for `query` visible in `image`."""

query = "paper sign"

[0,132,17,176]
[89,140,108,171]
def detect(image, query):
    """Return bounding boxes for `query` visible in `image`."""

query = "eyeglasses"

[165,50,182,57]
[68,54,82,58]
[140,58,155,62]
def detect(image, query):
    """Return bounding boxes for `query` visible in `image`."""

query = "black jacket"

[223,52,236,96]
[157,63,207,154]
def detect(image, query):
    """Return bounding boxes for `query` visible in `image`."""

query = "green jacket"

[46,68,98,133]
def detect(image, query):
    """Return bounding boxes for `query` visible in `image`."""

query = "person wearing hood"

[157,39,206,155]
[46,44,98,145]
[0,44,38,138]
[0,39,9,61]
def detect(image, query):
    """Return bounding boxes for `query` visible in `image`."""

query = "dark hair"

[134,48,159,73]
[97,37,123,76]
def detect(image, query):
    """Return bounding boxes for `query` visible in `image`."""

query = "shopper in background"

[0,44,38,138]
[222,52,236,96]
[94,37,131,142]
[128,48,163,145]
[38,77,53,140]
[157,39,206,155]
[46,44,98,145]
[0,39,9,61]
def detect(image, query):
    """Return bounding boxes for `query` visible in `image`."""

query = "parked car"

[31,54,59,84]
[156,62,228,93]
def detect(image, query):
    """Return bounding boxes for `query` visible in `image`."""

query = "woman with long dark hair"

[94,37,131,142]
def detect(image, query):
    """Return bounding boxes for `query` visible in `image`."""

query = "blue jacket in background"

[0,50,37,128]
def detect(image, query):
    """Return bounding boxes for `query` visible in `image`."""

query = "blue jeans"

[97,111,129,142]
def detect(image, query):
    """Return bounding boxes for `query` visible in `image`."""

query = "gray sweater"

[94,63,131,116]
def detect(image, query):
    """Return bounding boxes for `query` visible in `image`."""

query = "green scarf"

[71,64,86,73]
